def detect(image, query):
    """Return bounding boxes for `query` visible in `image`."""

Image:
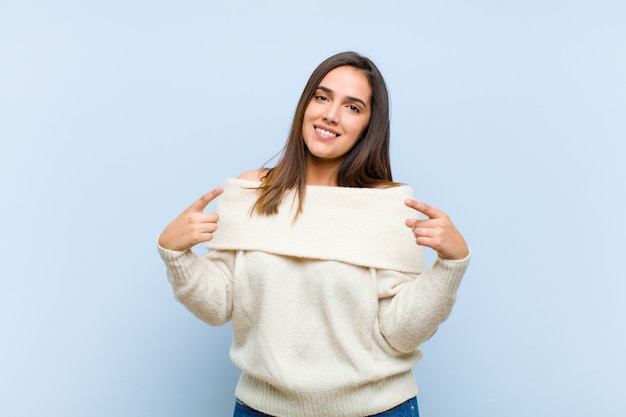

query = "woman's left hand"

[404,199,469,260]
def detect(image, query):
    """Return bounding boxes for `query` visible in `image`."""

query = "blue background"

[1,1,624,416]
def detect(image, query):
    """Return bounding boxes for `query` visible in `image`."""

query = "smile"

[315,126,340,138]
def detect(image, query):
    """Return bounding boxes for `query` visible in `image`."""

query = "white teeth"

[316,127,338,137]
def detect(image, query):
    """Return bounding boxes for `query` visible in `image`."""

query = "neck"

[305,155,342,186]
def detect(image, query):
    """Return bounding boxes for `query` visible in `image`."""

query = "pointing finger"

[188,186,224,212]
[404,199,445,219]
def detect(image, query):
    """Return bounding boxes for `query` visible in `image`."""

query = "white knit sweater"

[158,179,470,417]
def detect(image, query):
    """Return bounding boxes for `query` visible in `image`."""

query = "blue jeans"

[233,397,419,417]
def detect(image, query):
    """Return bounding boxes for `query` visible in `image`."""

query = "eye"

[347,104,361,113]
[315,94,329,102]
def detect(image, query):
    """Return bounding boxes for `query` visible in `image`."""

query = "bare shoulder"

[237,169,270,181]
[373,181,401,189]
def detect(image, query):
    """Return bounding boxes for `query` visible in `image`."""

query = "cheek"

[302,100,318,120]
[357,117,371,137]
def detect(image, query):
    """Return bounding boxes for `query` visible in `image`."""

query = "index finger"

[188,186,224,212]
[404,199,445,219]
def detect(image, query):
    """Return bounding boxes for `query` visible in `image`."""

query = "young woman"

[158,51,470,417]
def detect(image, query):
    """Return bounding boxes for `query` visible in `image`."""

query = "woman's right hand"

[158,187,224,251]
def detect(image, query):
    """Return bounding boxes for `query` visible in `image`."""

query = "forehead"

[318,66,372,104]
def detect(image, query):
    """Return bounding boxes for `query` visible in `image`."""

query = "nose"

[323,104,339,124]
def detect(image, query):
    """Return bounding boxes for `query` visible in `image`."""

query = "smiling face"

[302,66,372,168]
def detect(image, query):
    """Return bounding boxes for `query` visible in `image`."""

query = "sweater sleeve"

[377,254,470,354]
[157,244,236,326]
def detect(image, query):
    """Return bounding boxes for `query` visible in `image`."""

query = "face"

[302,66,372,164]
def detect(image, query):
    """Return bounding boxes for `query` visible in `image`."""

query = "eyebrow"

[317,86,368,109]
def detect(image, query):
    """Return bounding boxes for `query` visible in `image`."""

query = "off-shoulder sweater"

[158,178,469,417]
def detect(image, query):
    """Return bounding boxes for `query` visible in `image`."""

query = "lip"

[313,124,341,141]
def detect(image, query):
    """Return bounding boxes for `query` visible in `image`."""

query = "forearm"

[158,244,235,326]
[378,254,470,353]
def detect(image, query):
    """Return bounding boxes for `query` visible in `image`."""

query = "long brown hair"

[253,51,394,215]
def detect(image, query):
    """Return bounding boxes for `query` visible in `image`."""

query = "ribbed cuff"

[431,250,471,293]
[156,242,200,284]
[157,242,190,262]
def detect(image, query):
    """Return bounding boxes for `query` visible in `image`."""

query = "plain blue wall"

[1,1,624,416]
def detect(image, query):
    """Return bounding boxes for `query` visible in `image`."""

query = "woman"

[158,51,470,417]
